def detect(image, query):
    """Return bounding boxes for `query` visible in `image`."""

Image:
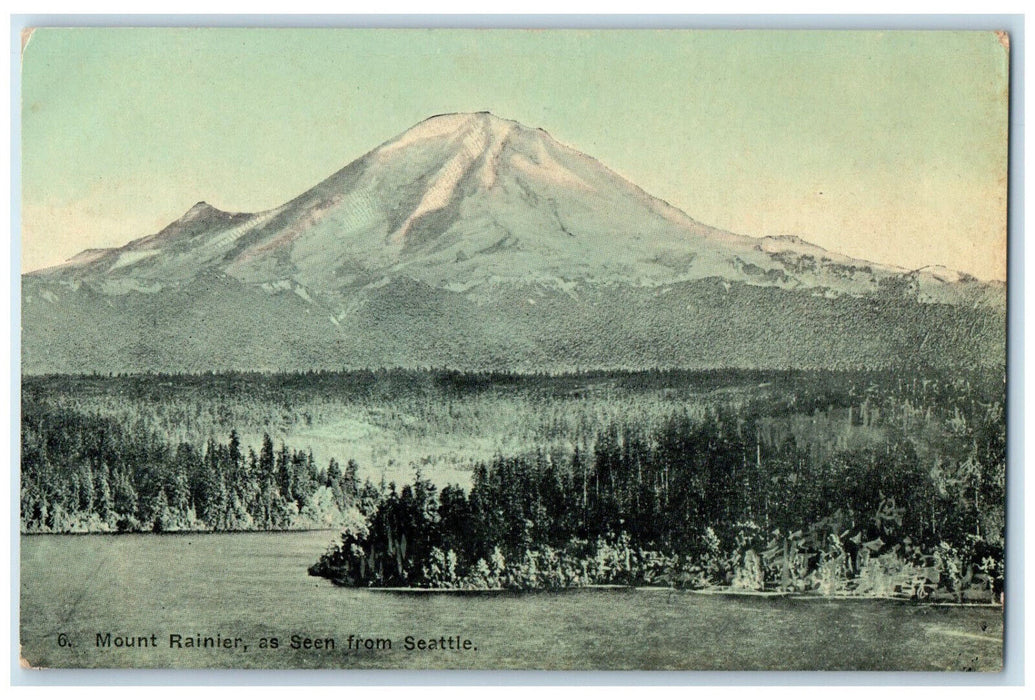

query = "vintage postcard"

[18,28,1008,671]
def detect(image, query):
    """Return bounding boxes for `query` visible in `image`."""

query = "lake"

[20,531,1003,671]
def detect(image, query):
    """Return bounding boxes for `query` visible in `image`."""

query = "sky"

[20,28,1009,280]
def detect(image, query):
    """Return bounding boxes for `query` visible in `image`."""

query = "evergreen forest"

[22,368,1005,600]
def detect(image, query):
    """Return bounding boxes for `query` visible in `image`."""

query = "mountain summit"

[23,112,1004,373]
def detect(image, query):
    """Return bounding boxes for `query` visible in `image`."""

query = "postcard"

[18,27,1008,671]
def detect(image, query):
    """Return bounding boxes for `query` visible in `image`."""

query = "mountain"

[22,112,1005,374]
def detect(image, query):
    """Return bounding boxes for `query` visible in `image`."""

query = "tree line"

[20,401,368,532]
[310,392,1005,600]
[21,367,1005,600]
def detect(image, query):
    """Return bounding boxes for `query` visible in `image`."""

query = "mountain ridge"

[22,112,1005,374]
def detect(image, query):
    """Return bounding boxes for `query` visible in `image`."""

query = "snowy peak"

[377,112,519,158]
[28,112,996,303]
[22,112,1005,374]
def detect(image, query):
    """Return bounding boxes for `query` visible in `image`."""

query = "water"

[20,532,1002,670]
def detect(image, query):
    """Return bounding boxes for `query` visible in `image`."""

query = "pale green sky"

[21,28,1008,280]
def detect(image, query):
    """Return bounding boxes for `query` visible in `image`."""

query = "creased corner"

[21,27,36,57]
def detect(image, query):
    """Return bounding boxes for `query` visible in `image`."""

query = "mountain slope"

[22,112,1005,374]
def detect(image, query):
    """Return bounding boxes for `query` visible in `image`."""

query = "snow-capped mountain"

[22,112,1004,373]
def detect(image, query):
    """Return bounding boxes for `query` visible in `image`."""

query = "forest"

[21,368,1005,600]
[20,409,370,532]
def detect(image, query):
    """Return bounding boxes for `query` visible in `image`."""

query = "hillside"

[22,112,1005,373]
